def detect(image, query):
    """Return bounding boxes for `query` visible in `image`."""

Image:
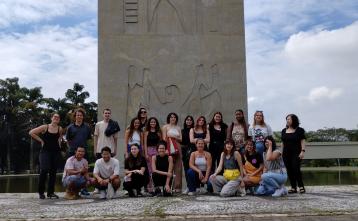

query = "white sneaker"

[239,187,246,197]
[93,188,99,194]
[272,187,285,197]
[99,190,106,199]
[188,192,195,196]
[281,186,288,196]
[182,188,189,195]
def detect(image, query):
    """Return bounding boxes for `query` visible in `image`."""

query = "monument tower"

[99,0,247,160]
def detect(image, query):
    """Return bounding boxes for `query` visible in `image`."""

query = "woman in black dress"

[281,114,306,194]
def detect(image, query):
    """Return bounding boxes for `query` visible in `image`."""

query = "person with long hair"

[242,140,264,192]
[227,109,248,155]
[248,111,273,155]
[187,138,212,196]
[151,141,174,196]
[162,112,182,193]
[281,114,306,194]
[137,107,148,131]
[208,112,228,172]
[123,143,147,197]
[210,139,246,197]
[256,136,288,197]
[143,117,162,192]
[180,115,195,194]
[190,116,210,150]
[29,113,63,199]
[124,117,143,158]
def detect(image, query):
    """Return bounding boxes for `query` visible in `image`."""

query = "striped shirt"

[263,148,287,173]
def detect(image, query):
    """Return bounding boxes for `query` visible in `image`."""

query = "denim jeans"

[255,172,287,196]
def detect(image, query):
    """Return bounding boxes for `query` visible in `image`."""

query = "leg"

[47,151,60,195]
[220,178,241,197]
[38,151,50,197]
[181,146,190,187]
[209,175,227,194]
[172,151,182,191]
[283,155,297,190]
[187,168,198,193]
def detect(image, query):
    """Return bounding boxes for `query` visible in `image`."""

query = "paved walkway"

[1,186,358,220]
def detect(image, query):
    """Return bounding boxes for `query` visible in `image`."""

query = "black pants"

[283,153,304,189]
[38,151,60,195]
[209,142,223,173]
[181,145,191,186]
[123,173,145,191]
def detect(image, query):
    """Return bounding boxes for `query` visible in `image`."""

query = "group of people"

[29,107,307,200]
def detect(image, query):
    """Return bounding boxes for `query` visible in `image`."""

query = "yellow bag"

[223,169,240,181]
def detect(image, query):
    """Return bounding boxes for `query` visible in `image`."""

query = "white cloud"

[0,0,96,28]
[307,86,343,103]
[0,20,98,101]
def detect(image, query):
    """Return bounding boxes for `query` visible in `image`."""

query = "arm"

[93,134,98,156]
[265,140,280,161]
[250,163,264,177]
[165,156,174,190]
[124,129,130,157]
[29,125,47,146]
[189,152,201,173]
[235,152,244,178]
[113,132,119,156]
[203,152,212,182]
[162,125,167,141]
[177,128,182,142]
[299,139,306,159]
[143,131,148,159]
[204,126,210,144]
[213,153,224,176]
[189,128,195,144]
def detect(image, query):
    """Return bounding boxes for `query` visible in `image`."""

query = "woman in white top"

[162,112,182,192]
[124,117,143,158]
[248,111,273,156]
[187,138,212,196]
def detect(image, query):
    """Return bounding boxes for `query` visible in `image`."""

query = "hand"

[240,181,245,188]
[266,139,272,148]
[138,170,144,175]
[165,185,171,192]
[198,172,204,180]
[40,140,45,147]
[201,177,208,183]
[210,174,216,180]
[145,155,150,161]
[299,152,304,160]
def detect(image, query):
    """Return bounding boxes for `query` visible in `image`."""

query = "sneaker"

[188,192,195,196]
[281,186,288,196]
[239,187,246,197]
[99,190,106,199]
[80,189,90,196]
[93,188,100,194]
[272,187,285,197]
[136,189,143,197]
[182,188,189,195]
[199,187,207,194]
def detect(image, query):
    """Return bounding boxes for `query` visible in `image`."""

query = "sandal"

[299,187,306,194]
[288,188,297,194]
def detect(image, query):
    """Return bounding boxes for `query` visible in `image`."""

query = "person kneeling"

[124,143,147,197]
[210,139,246,197]
[187,138,212,195]
[151,141,174,196]
[93,146,121,199]
[63,146,94,200]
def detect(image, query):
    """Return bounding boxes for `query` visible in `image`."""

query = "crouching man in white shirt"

[93,146,121,199]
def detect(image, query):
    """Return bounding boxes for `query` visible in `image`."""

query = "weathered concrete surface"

[1,186,358,220]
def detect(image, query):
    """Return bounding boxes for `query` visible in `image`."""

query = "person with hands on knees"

[151,141,174,196]
[256,136,288,197]
[186,138,212,196]
[210,139,246,197]
[93,146,121,199]
[62,146,94,200]
[123,143,148,197]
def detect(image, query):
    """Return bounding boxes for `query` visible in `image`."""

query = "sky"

[0,0,358,131]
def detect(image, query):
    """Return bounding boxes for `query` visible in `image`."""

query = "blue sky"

[1,0,358,131]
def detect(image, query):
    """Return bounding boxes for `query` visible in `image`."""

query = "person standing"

[94,108,120,159]
[180,115,194,194]
[248,111,273,156]
[162,112,182,193]
[143,117,162,192]
[124,117,143,158]
[137,107,148,131]
[190,116,210,150]
[66,108,92,157]
[208,112,227,172]
[227,109,248,155]
[281,114,306,194]
[29,113,63,199]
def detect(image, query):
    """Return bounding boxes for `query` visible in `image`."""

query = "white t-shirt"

[93,158,120,179]
[248,124,273,143]
[62,156,88,181]
[94,120,119,153]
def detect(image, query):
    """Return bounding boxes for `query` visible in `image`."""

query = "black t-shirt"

[245,152,263,169]
[281,127,306,155]
[125,155,147,170]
